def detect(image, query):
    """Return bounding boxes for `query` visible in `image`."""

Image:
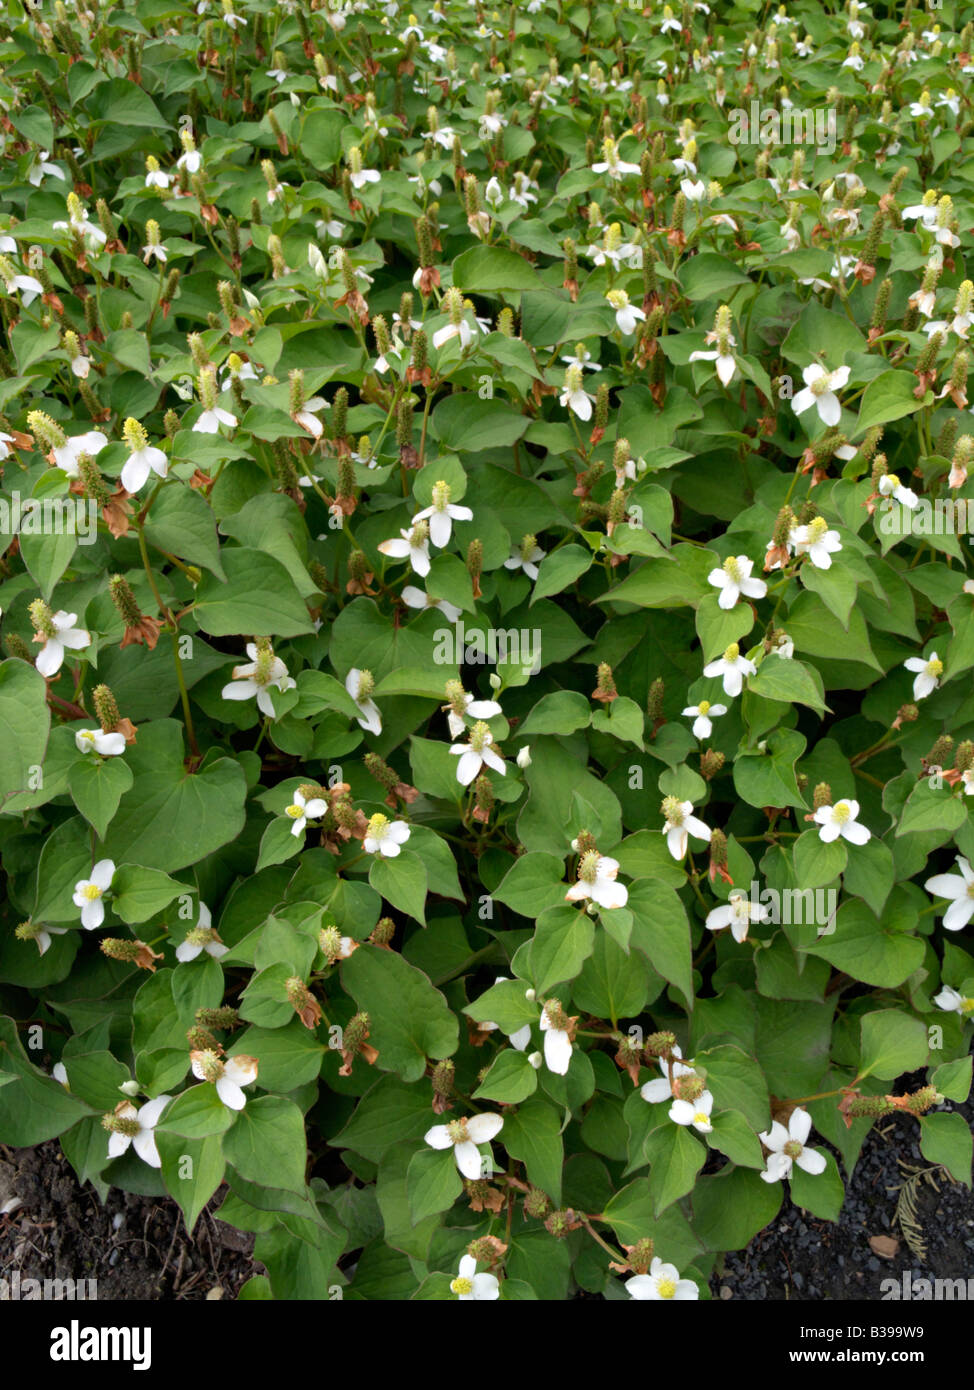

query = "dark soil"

[2,1071,971,1301]
[711,1073,974,1301]
[0,1142,259,1301]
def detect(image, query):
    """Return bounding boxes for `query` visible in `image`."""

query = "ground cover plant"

[0,0,973,1304]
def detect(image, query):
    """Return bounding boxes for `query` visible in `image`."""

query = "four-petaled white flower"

[425,1113,504,1180]
[75,728,126,757]
[412,480,472,548]
[363,813,411,857]
[345,667,382,734]
[120,436,168,494]
[708,554,767,609]
[688,333,737,386]
[106,1096,172,1168]
[450,720,506,785]
[625,1257,699,1301]
[73,859,115,930]
[669,1088,714,1133]
[793,516,843,569]
[52,430,108,478]
[222,643,295,717]
[813,798,871,847]
[175,903,229,961]
[606,289,646,336]
[35,610,91,678]
[503,540,546,581]
[792,363,850,427]
[925,856,974,932]
[682,699,727,740]
[565,853,628,910]
[703,642,756,697]
[450,1254,500,1301]
[379,524,431,578]
[904,651,942,701]
[191,1052,258,1110]
[661,797,711,861]
[705,890,771,943]
[759,1107,827,1183]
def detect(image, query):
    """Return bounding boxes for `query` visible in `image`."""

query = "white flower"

[791,363,850,427]
[222,643,296,718]
[516,746,532,769]
[682,699,727,740]
[345,667,382,734]
[759,1107,826,1182]
[4,271,44,306]
[793,516,843,569]
[812,798,871,846]
[283,787,329,837]
[349,166,381,190]
[565,853,628,910]
[904,651,942,701]
[72,859,115,930]
[401,585,461,624]
[484,175,505,207]
[145,167,170,190]
[430,320,476,358]
[707,554,767,609]
[378,525,431,578]
[51,430,108,477]
[35,610,91,678]
[933,984,972,1015]
[175,903,228,961]
[626,1257,699,1301]
[705,890,770,943]
[640,1046,697,1104]
[191,1053,258,1110]
[688,341,737,386]
[703,642,756,697]
[669,1088,714,1132]
[120,441,168,493]
[412,481,472,547]
[606,289,646,336]
[53,204,106,249]
[75,728,126,757]
[425,1113,503,1180]
[107,1096,172,1168]
[294,396,328,438]
[193,405,237,434]
[28,151,65,187]
[450,721,506,785]
[925,856,974,932]
[661,797,711,861]
[903,200,940,230]
[444,691,503,739]
[503,541,546,581]
[177,149,202,174]
[30,924,69,956]
[363,813,411,857]
[539,1004,572,1074]
[878,472,919,509]
[559,367,595,420]
[450,1253,499,1301]
[680,178,707,202]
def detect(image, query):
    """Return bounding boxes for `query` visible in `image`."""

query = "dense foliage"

[1,0,973,1303]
